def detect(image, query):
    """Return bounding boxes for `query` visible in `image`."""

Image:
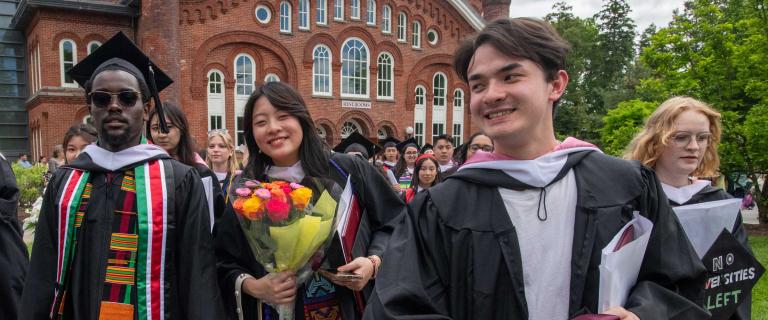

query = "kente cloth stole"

[51,159,172,320]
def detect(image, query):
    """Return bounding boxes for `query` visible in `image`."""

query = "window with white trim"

[87,41,101,55]
[209,71,223,94]
[235,55,255,146]
[299,0,310,29]
[350,0,360,19]
[265,74,280,83]
[432,73,447,144]
[452,89,464,145]
[381,5,391,33]
[316,0,327,25]
[334,0,344,20]
[414,86,426,145]
[60,39,76,87]
[376,53,393,99]
[341,38,369,97]
[255,5,272,23]
[312,45,331,95]
[366,0,376,25]
[280,1,292,33]
[412,21,421,48]
[397,12,407,41]
[341,120,362,138]
[207,70,226,132]
[432,123,445,144]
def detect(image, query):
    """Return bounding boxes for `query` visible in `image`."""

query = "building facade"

[0,0,27,160]
[13,0,509,157]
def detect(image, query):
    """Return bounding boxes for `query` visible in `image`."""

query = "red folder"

[613,225,635,252]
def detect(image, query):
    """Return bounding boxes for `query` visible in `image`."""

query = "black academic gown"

[0,155,28,319]
[20,152,225,319]
[192,163,225,228]
[669,185,752,320]
[215,152,405,320]
[365,150,709,319]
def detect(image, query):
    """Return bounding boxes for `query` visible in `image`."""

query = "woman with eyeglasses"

[147,103,225,230]
[625,96,752,320]
[214,82,404,320]
[445,132,493,176]
[402,154,441,203]
[206,129,240,204]
[393,139,419,190]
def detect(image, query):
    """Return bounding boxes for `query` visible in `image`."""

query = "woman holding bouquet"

[215,82,404,320]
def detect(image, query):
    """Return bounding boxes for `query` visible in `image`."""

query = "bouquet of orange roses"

[232,178,342,320]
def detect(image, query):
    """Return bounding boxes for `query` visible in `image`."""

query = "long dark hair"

[146,102,197,166]
[394,145,418,179]
[63,123,98,148]
[455,131,491,166]
[410,155,440,189]
[243,82,329,180]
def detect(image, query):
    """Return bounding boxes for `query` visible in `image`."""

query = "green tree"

[599,99,657,156]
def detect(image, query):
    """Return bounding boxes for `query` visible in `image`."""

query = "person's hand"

[243,271,297,305]
[603,306,640,320]
[332,257,377,291]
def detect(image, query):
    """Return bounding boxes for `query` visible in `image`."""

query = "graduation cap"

[68,31,174,133]
[379,136,401,150]
[396,137,420,154]
[420,143,434,154]
[333,132,382,159]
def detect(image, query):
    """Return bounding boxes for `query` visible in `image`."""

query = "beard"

[98,115,139,150]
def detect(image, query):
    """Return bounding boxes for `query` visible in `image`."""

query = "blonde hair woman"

[206,129,239,204]
[625,96,752,319]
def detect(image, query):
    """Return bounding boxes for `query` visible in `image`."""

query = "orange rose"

[289,187,313,210]
[270,188,287,203]
[242,197,265,220]
[233,198,246,215]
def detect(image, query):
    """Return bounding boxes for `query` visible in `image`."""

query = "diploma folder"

[672,198,741,259]
[598,212,653,313]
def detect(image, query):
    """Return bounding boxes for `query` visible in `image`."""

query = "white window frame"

[59,39,77,87]
[316,0,327,25]
[412,21,421,48]
[432,73,447,143]
[334,0,344,20]
[381,5,391,33]
[254,5,272,24]
[350,0,360,19]
[341,119,362,138]
[208,70,223,94]
[234,54,255,146]
[397,12,407,42]
[280,1,292,33]
[312,45,332,96]
[264,73,281,83]
[340,38,369,98]
[376,52,393,99]
[414,85,427,146]
[87,41,101,55]
[452,89,464,145]
[366,0,376,25]
[207,69,226,132]
[299,0,310,30]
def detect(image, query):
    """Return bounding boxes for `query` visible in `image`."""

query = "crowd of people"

[0,16,760,320]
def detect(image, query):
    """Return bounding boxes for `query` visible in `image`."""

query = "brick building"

[12,0,510,159]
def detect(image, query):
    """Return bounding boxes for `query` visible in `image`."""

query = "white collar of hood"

[267,161,305,183]
[459,147,601,188]
[83,144,169,171]
[662,180,711,204]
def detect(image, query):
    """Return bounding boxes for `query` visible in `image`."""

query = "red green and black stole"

[51,158,172,320]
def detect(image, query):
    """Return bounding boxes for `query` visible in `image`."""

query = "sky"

[509,0,687,33]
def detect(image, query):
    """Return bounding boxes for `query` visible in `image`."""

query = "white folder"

[673,198,741,259]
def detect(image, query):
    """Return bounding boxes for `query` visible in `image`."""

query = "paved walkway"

[743,206,760,225]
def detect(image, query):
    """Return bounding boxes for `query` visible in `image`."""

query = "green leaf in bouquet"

[311,190,338,221]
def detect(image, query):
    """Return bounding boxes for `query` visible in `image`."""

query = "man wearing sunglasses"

[21,32,224,320]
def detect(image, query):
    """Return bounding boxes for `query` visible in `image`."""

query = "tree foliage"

[599,100,657,156]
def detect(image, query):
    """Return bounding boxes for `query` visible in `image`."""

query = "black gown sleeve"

[625,167,710,319]
[173,167,226,319]
[20,171,63,320]
[364,192,452,319]
[0,158,27,319]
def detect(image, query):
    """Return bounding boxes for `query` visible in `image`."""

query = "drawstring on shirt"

[536,186,548,221]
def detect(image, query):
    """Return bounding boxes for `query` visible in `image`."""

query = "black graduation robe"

[215,152,405,320]
[365,150,709,319]
[0,155,28,319]
[20,151,225,319]
[669,185,752,320]
[192,162,225,227]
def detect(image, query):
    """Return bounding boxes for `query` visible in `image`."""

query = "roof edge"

[12,0,139,30]
[447,0,485,31]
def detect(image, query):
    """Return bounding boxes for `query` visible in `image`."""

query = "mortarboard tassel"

[147,64,169,134]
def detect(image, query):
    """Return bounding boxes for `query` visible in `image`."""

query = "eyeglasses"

[669,132,712,148]
[88,90,142,108]
[404,151,419,157]
[469,144,494,152]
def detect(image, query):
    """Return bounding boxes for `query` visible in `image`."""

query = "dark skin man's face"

[89,70,148,152]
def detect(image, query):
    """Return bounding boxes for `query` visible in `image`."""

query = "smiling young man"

[20,32,223,320]
[365,18,708,320]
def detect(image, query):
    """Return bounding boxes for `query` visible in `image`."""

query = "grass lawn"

[751,236,768,319]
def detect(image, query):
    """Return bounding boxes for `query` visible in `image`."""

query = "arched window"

[397,12,407,42]
[207,70,225,131]
[280,1,292,33]
[334,0,344,20]
[412,21,421,48]
[414,86,426,145]
[234,55,255,145]
[340,120,362,138]
[316,0,327,25]
[59,39,76,86]
[341,38,369,97]
[299,0,310,29]
[312,45,331,95]
[87,41,101,55]
[350,0,360,19]
[452,89,464,145]
[265,74,280,83]
[376,53,393,99]
[432,73,447,143]
[381,5,391,33]
[366,0,376,25]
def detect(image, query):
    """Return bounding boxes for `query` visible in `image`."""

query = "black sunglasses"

[88,90,142,108]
